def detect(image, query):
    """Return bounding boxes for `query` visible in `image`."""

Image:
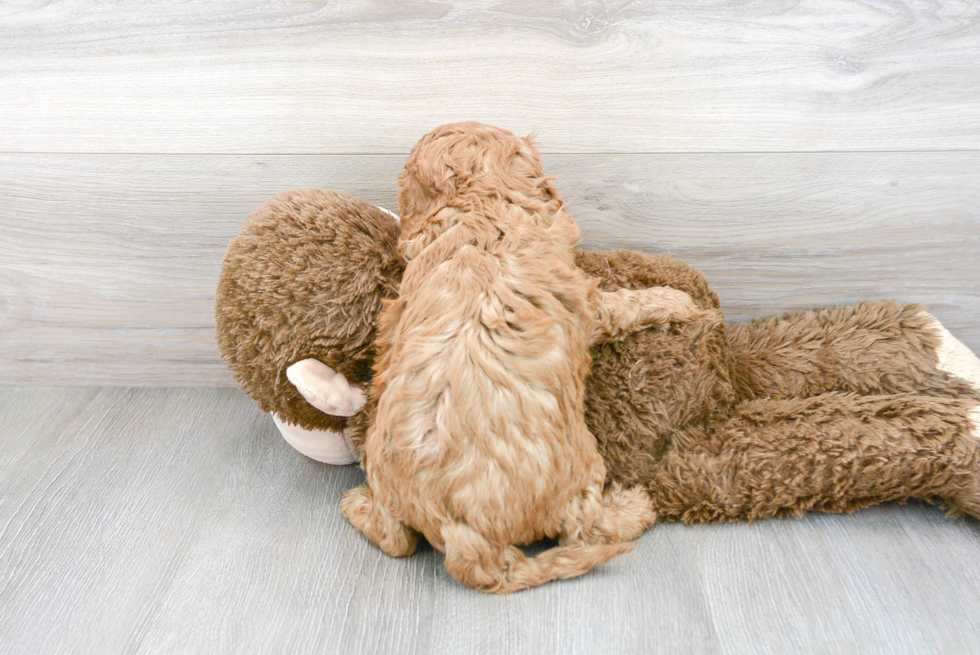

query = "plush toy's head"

[215,188,404,432]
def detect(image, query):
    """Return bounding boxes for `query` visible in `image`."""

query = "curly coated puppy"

[340,122,700,593]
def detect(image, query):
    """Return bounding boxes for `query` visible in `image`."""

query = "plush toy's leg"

[286,359,367,417]
[339,484,418,557]
[927,316,980,514]
[951,406,980,516]
[592,287,702,342]
[271,413,356,465]
[648,392,980,522]
[727,300,980,400]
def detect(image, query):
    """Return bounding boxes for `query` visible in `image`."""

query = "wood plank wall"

[1,1,978,386]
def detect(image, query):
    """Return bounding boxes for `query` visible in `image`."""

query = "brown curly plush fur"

[215,189,403,433]
[573,249,980,520]
[217,189,980,526]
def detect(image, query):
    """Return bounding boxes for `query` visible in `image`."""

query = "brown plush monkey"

[216,188,980,523]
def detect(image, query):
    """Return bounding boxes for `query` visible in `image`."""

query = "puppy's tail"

[441,522,633,595]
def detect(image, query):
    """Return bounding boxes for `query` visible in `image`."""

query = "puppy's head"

[397,122,561,259]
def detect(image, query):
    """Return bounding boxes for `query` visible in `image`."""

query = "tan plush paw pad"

[922,312,980,393]
[970,407,980,443]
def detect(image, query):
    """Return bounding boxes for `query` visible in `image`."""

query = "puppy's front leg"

[340,484,418,557]
[592,286,699,343]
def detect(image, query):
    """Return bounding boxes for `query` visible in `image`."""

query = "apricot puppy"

[340,122,698,593]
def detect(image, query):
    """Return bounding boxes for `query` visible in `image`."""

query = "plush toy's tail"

[441,522,633,595]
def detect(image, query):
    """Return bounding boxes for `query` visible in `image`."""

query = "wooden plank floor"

[2,386,980,654]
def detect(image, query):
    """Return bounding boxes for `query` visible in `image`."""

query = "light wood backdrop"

[1,0,978,385]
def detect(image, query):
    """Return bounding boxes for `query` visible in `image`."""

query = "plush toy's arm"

[286,359,367,417]
[591,287,701,344]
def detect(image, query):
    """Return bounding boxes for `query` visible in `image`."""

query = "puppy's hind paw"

[341,484,418,557]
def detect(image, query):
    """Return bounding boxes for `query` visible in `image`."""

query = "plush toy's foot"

[948,407,980,517]
[271,413,356,465]
[923,312,980,393]
[923,313,980,455]
[878,312,980,505]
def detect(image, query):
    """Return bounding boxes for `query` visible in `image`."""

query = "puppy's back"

[368,219,596,546]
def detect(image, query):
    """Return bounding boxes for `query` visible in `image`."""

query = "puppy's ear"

[397,170,433,223]
[373,297,408,384]
[397,206,460,261]
[398,231,428,261]
[548,207,580,248]
[378,297,407,337]
[512,134,559,201]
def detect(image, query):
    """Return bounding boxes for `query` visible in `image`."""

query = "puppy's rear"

[440,523,633,594]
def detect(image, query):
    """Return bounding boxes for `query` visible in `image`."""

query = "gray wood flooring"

[2,386,980,654]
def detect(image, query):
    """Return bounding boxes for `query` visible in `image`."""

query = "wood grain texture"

[2,386,980,654]
[1,0,979,153]
[3,1,977,650]
[1,152,976,386]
